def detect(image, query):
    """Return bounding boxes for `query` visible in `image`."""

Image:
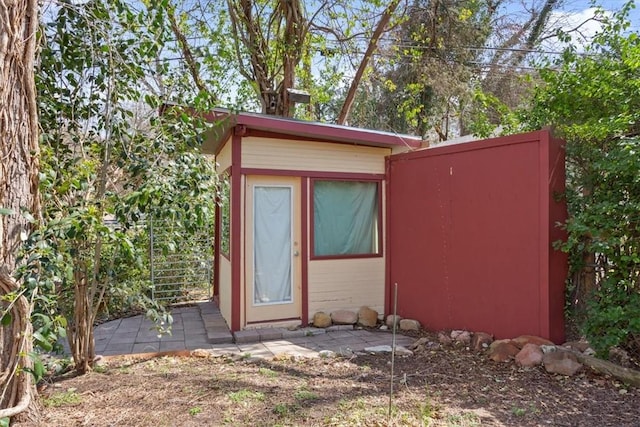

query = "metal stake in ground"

[388,282,398,422]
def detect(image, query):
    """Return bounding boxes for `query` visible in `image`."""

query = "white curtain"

[254,186,292,304]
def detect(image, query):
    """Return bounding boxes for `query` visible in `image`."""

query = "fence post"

[150,219,155,301]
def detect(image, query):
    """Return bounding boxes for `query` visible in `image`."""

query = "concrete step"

[232,326,354,344]
[196,301,234,344]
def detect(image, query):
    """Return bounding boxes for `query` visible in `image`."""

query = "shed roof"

[201,110,423,155]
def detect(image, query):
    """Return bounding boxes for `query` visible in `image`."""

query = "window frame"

[219,173,231,260]
[310,178,383,260]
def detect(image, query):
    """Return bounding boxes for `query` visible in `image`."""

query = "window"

[313,180,380,257]
[219,175,230,257]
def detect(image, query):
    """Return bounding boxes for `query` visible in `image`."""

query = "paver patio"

[92,301,415,359]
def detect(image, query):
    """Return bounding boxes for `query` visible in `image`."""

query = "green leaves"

[518,4,640,358]
[29,0,220,369]
[0,312,11,326]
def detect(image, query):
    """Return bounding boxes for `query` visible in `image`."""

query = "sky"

[550,0,639,39]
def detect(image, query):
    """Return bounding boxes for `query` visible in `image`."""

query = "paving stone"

[120,317,142,325]
[203,322,228,330]
[201,313,226,321]
[206,326,232,335]
[106,343,134,353]
[286,337,312,346]
[208,331,234,344]
[234,330,261,343]
[349,329,377,338]
[258,328,284,341]
[181,314,203,321]
[326,331,355,339]
[237,343,269,353]
[183,319,206,328]
[136,331,162,342]
[113,326,140,336]
[109,334,138,344]
[160,341,188,351]
[198,303,219,314]
[237,343,274,359]
[133,343,159,353]
[160,331,185,342]
[305,333,333,342]
[281,329,306,339]
[326,325,353,332]
[299,327,326,336]
[262,343,307,356]
[95,336,110,344]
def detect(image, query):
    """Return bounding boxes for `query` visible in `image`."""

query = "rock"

[190,349,213,358]
[540,345,557,354]
[515,343,544,367]
[394,346,414,356]
[471,332,493,351]
[512,335,554,349]
[609,347,631,368]
[318,350,336,358]
[562,340,590,353]
[409,337,429,351]
[357,306,379,327]
[386,315,402,329]
[399,319,421,331]
[365,345,392,353]
[364,345,413,356]
[450,330,472,345]
[543,351,583,376]
[330,310,357,325]
[93,355,107,367]
[438,331,453,345]
[488,339,520,362]
[313,311,332,328]
[379,325,388,330]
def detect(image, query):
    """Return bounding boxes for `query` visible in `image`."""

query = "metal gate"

[149,219,213,303]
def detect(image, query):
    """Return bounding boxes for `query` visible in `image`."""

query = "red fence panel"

[387,130,567,342]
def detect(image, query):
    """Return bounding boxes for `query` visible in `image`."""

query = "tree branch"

[337,0,401,125]
[166,3,210,95]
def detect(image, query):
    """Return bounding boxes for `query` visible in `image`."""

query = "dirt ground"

[35,332,640,427]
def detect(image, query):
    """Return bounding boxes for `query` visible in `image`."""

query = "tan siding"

[308,258,385,319]
[242,136,389,174]
[216,138,232,172]
[219,257,232,323]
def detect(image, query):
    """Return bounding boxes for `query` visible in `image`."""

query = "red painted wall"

[387,130,567,343]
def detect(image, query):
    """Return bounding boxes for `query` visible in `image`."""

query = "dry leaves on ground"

[34,339,640,427]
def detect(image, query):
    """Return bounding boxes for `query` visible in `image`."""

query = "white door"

[246,176,301,324]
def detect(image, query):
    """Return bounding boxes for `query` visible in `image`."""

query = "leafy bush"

[517,3,640,357]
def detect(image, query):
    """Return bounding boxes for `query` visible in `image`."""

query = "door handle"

[293,250,299,256]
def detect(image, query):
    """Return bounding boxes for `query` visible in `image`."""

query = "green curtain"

[313,181,378,256]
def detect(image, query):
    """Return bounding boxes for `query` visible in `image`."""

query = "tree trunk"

[0,0,42,421]
[67,268,95,374]
[555,346,640,388]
